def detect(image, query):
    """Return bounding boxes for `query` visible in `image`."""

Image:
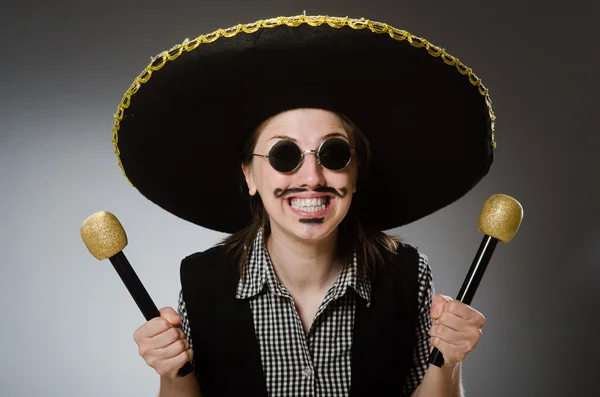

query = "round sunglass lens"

[319,138,352,170]
[269,140,302,173]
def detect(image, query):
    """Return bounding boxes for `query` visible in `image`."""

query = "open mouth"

[287,196,333,216]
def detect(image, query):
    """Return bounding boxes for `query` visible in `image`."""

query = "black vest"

[180,243,421,397]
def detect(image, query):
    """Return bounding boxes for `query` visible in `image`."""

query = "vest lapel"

[181,248,268,397]
[218,286,268,397]
[350,246,420,397]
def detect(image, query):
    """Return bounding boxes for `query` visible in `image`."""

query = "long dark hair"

[220,110,399,280]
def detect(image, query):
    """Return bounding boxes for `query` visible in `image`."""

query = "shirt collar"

[235,230,371,305]
[235,229,269,299]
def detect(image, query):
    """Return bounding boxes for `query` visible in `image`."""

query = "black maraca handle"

[109,251,194,377]
[429,348,444,367]
[428,236,498,367]
[178,362,194,377]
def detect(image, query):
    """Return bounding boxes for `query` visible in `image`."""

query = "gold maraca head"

[80,211,128,260]
[478,194,523,242]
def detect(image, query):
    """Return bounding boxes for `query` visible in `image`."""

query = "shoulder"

[181,244,227,267]
[394,241,421,257]
[394,242,433,300]
[367,241,429,318]
[385,241,431,282]
[406,244,431,281]
[180,244,238,280]
[390,241,426,267]
[179,244,241,303]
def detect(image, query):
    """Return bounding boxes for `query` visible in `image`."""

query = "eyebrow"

[267,132,348,142]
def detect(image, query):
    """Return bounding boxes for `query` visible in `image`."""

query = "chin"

[288,219,340,242]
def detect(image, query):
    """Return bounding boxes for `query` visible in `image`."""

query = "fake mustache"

[274,186,348,199]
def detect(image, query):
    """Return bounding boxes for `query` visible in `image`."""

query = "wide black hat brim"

[114,16,495,233]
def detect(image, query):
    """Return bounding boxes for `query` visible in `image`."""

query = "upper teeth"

[290,197,328,210]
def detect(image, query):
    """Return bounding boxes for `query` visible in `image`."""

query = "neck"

[266,226,341,293]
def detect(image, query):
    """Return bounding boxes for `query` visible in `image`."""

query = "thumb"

[430,294,451,320]
[159,306,181,326]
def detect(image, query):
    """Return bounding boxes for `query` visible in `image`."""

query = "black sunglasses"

[253,137,355,174]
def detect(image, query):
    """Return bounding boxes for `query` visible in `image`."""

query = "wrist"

[413,361,462,397]
[441,361,460,371]
[159,372,201,397]
[439,361,461,381]
[159,372,192,388]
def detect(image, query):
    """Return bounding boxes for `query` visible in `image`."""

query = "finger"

[160,307,182,326]
[431,322,482,351]
[156,349,193,378]
[430,337,467,366]
[149,326,185,350]
[430,294,451,320]
[154,337,190,361]
[435,311,465,332]
[185,345,193,363]
[430,323,464,345]
[445,301,486,326]
[134,317,172,340]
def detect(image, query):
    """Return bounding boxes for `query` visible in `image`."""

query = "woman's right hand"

[134,307,193,379]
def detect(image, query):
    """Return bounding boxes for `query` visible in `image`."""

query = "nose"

[295,150,325,187]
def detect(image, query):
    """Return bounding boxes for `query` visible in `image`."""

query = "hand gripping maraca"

[429,194,523,367]
[80,211,194,377]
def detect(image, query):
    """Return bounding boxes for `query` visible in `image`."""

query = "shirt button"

[302,366,313,378]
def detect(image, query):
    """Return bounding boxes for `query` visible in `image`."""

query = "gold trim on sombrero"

[112,14,497,184]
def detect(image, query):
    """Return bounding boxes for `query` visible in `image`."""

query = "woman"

[116,15,494,397]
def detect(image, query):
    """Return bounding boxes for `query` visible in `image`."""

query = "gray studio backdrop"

[1,0,598,396]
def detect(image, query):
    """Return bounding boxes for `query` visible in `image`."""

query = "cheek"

[254,168,289,196]
[329,172,355,190]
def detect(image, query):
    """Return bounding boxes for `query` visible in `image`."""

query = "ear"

[242,163,257,196]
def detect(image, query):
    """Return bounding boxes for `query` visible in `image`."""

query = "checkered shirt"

[178,231,433,396]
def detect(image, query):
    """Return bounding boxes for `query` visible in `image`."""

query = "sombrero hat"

[112,15,495,233]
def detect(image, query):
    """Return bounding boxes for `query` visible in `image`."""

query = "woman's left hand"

[429,294,485,368]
